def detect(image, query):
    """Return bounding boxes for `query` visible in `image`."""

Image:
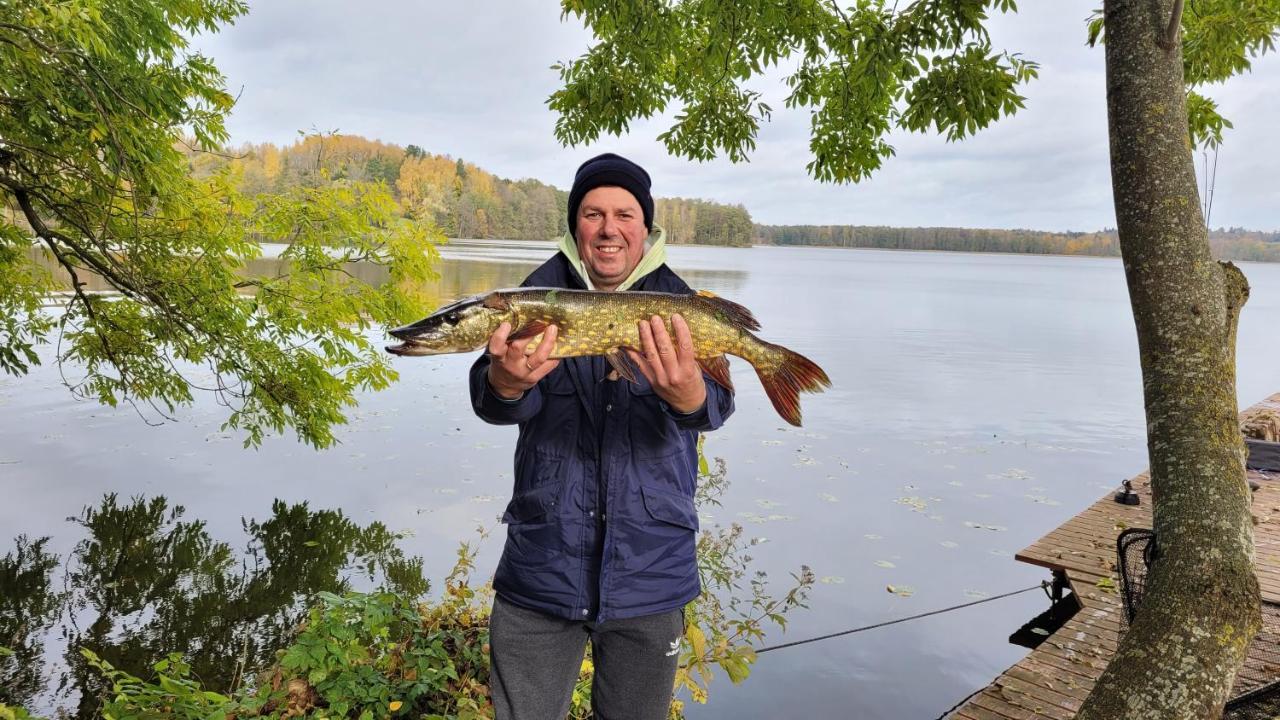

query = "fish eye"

[444,312,462,325]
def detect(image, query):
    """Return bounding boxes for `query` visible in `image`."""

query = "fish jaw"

[385,294,510,356]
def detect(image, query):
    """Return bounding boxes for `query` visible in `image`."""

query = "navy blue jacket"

[469,252,734,622]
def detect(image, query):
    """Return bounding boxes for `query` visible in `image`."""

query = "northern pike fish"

[385,288,830,426]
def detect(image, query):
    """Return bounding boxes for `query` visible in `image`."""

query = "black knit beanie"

[567,153,654,236]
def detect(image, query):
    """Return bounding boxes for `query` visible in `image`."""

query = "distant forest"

[186,133,1279,261]
[754,224,1280,262]
[186,134,755,246]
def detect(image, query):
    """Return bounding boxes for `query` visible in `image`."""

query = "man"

[469,153,734,720]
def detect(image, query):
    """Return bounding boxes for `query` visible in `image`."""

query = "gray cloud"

[192,1,1279,232]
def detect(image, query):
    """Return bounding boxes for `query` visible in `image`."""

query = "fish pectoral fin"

[697,355,734,392]
[508,320,549,342]
[605,348,638,384]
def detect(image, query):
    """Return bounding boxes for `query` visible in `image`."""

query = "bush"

[80,451,812,719]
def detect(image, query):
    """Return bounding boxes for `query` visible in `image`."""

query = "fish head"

[385,293,512,356]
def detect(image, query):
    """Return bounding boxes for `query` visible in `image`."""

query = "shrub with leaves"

[81,450,811,719]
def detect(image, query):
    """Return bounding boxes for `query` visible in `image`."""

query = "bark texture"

[1076,1,1260,718]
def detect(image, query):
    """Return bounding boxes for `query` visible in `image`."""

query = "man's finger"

[528,325,559,366]
[626,348,656,384]
[527,357,561,383]
[506,335,533,363]
[671,314,696,363]
[649,315,678,373]
[488,321,512,357]
[637,320,668,386]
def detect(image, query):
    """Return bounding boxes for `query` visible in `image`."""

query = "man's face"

[575,186,647,292]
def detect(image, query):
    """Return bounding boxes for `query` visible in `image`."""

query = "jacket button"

[588,510,595,517]
[606,403,613,412]
[581,609,589,616]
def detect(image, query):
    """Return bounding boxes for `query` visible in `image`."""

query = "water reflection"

[0,537,64,707]
[0,494,427,717]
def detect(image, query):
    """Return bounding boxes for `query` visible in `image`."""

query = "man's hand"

[487,323,560,399]
[628,314,707,414]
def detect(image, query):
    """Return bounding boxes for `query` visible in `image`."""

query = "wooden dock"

[948,393,1280,720]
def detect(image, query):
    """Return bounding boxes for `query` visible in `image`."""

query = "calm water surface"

[4,242,1280,718]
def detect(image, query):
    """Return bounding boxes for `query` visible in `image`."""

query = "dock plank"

[946,392,1280,718]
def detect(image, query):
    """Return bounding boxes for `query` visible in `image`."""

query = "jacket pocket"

[640,484,698,532]
[502,479,562,524]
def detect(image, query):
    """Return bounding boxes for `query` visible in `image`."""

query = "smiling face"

[574,186,648,292]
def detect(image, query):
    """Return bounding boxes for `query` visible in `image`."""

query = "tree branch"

[1160,0,1184,50]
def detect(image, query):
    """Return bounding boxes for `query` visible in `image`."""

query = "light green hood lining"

[556,225,668,292]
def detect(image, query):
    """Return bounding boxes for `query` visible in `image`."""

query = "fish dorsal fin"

[697,355,734,392]
[696,293,761,332]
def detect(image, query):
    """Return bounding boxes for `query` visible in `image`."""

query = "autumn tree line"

[185,134,756,246]
[187,134,1280,261]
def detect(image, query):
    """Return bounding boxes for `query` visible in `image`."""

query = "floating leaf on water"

[874,560,896,569]
[940,540,959,549]
[1025,494,1062,506]
[793,456,819,467]
[761,440,784,446]
[864,534,883,541]
[896,496,928,512]
[886,585,915,597]
[988,468,1034,481]
[820,493,840,503]
[437,488,459,495]
[819,575,846,584]
[750,536,770,545]
[766,514,796,522]
[947,480,964,487]
[963,589,990,599]
[963,521,1007,532]
[755,499,782,509]
[973,493,993,499]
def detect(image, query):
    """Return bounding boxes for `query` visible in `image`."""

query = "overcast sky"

[191,1,1280,232]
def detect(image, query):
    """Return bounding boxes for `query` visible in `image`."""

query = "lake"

[3,241,1279,718]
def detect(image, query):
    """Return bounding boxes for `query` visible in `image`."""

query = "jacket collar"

[555,225,668,292]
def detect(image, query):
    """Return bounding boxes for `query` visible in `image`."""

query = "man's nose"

[600,214,619,236]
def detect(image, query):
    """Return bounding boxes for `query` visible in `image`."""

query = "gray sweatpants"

[489,595,684,720]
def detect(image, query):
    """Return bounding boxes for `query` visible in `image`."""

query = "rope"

[754,581,1047,654]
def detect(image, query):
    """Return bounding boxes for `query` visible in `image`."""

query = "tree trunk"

[1076,1,1259,717]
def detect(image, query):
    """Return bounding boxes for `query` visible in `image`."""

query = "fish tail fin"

[751,342,830,427]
